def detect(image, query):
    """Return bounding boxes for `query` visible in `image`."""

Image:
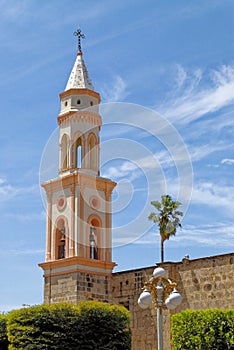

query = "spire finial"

[73,28,85,54]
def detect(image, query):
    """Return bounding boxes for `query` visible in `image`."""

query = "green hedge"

[7,301,131,350]
[76,301,131,349]
[171,309,234,350]
[7,303,79,350]
[0,313,9,350]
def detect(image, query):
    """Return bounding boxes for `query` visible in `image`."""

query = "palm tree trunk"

[161,238,164,263]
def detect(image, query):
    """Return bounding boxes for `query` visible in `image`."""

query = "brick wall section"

[111,253,234,350]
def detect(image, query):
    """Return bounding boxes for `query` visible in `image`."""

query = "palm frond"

[149,194,183,262]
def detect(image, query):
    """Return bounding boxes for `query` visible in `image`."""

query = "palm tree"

[148,195,183,263]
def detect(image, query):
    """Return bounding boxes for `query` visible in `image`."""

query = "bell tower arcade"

[39,30,116,304]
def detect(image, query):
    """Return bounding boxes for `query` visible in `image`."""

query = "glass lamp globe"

[138,288,152,309]
[165,289,182,309]
[153,267,166,278]
[138,297,150,309]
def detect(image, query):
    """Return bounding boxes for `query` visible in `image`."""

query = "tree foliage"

[148,194,183,262]
[7,301,131,350]
[7,303,79,350]
[0,313,9,350]
[171,309,234,350]
[76,301,131,349]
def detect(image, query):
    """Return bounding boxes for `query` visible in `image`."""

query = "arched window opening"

[89,218,100,260]
[89,134,96,170]
[55,219,66,260]
[61,134,69,170]
[74,137,82,168]
[77,145,82,168]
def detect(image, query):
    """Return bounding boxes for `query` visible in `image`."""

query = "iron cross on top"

[74,28,85,53]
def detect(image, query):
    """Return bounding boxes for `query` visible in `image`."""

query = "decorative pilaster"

[70,183,76,257]
[79,185,85,257]
[105,190,112,262]
[46,191,52,261]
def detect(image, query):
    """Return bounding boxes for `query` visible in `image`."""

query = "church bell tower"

[39,29,116,304]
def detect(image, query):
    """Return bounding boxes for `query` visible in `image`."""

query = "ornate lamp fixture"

[138,266,182,350]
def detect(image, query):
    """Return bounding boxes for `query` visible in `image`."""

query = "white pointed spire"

[65,52,94,91]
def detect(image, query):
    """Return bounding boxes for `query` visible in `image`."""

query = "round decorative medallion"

[90,196,100,210]
[57,196,67,211]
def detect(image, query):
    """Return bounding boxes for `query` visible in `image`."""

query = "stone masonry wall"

[44,272,112,304]
[111,253,234,350]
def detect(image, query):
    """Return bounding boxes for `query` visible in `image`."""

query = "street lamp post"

[138,266,182,350]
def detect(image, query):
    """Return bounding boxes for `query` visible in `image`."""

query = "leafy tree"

[171,309,234,350]
[76,301,131,349]
[7,303,79,350]
[148,195,183,262]
[0,313,8,350]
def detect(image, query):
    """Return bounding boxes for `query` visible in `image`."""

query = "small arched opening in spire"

[73,133,84,169]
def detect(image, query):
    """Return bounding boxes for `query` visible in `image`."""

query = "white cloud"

[102,149,177,182]
[221,158,234,165]
[101,75,128,102]
[0,183,20,200]
[160,64,234,125]
[103,162,137,180]
[175,223,234,247]
[0,177,39,203]
[191,182,234,216]
[134,222,234,248]
[188,143,233,162]
[174,64,188,90]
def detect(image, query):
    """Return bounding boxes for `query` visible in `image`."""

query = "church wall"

[70,119,97,136]
[111,252,234,350]
[44,271,113,305]
[52,189,72,222]
[59,125,70,138]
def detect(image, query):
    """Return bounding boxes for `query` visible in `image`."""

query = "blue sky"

[0,0,233,311]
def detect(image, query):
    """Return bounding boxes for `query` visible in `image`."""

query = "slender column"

[46,191,52,261]
[71,141,74,168]
[79,185,85,257]
[82,138,86,168]
[69,183,75,257]
[97,136,100,174]
[105,190,112,261]
[58,142,62,173]
[68,138,71,169]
